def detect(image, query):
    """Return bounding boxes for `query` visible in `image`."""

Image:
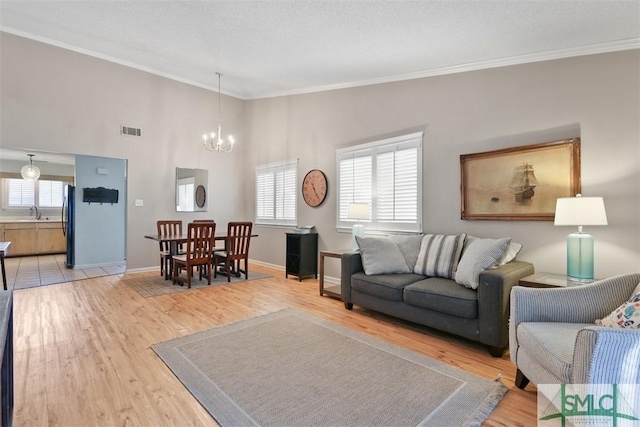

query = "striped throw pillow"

[413,234,466,279]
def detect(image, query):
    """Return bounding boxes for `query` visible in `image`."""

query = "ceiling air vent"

[121,125,141,137]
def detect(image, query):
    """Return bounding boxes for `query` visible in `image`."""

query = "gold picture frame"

[460,138,581,220]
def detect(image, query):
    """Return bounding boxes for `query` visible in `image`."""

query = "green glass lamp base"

[566,232,594,282]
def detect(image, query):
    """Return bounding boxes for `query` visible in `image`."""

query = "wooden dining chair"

[172,222,216,288]
[214,222,252,282]
[157,220,182,277]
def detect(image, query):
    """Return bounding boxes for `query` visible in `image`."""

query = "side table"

[319,249,352,300]
[518,272,597,288]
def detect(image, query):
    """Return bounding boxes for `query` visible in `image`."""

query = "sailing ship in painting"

[509,163,538,202]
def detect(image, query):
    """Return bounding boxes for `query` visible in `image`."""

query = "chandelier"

[203,73,235,153]
[21,154,41,181]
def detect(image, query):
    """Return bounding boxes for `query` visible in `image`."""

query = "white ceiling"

[1,1,639,100]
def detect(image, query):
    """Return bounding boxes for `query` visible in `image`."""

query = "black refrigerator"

[62,185,75,268]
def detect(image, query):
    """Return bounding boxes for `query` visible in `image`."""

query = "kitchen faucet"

[29,205,41,220]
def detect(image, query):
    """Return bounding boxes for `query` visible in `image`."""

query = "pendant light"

[21,154,41,181]
[203,73,235,153]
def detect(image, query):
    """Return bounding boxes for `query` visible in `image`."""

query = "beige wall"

[2,32,639,278]
[1,33,247,269]
[244,51,640,279]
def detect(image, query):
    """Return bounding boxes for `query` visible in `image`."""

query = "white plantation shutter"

[7,179,35,207]
[338,154,372,223]
[38,180,65,207]
[256,159,298,226]
[337,132,422,232]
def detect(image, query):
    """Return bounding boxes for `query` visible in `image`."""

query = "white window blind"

[336,132,422,233]
[38,180,65,208]
[255,159,298,226]
[7,179,35,207]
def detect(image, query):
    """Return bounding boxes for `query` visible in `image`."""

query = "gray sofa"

[341,250,534,356]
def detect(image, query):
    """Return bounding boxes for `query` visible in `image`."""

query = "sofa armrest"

[341,251,363,303]
[477,261,534,348]
[573,326,640,384]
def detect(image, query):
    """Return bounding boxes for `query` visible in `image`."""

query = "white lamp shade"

[347,203,370,220]
[554,195,607,226]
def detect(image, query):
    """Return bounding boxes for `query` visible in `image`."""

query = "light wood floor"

[13,263,538,426]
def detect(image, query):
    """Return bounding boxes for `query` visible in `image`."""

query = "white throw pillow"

[596,282,640,329]
[355,236,410,275]
[455,237,511,289]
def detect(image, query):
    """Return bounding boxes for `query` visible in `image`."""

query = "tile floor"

[4,254,126,290]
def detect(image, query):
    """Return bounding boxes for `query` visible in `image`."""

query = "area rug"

[121,270,271,297]
[153,309,507,427]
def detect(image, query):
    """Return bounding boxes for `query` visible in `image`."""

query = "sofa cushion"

[517,322,590,383]
[403,278,478,319]
[351,271,424,302]
[455,237,510,289]
[413,233,466,279]
[388,234,423,271]
[355,236,410,275]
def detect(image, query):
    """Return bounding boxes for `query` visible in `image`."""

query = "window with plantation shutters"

[255,159,298,226]
[336,132,422,233]
[38,180,65,207]
[3,178,71,209]
[6,179,35,207]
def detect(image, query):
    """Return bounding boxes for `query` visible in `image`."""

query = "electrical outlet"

[135,199,143,207]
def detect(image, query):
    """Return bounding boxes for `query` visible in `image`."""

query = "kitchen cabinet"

[1,222,66,256]
[36,222,66,254]
[3,223,37,256]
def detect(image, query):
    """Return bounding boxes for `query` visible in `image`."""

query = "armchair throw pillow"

[355,236,410,275]
[596,282,640,329]
[413,233,466,279]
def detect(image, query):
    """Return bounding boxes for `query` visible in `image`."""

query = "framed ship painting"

[460,138,581,220]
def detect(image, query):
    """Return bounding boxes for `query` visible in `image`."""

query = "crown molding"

[3,27,638,101]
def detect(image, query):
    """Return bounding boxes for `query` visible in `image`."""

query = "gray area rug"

[153,309,507,426]
[122,270,271,297]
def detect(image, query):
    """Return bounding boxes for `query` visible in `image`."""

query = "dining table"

[144,232,257,280]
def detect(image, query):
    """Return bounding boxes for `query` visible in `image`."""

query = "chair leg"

[226,259,231,282]
[173,262,178,284]
[207,264,212,285]
[186,265,192,289]
[515,369,530,389]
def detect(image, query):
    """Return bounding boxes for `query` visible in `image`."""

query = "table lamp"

[554,194,608,282]
[348,202,370,250]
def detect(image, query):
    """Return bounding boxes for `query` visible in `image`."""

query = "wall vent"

[121,125,141,137]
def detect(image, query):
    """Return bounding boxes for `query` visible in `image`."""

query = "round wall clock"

[195,185,206,208]
[302,169,328,207]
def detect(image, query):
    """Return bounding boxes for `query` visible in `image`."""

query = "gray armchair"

[509,273,640,389]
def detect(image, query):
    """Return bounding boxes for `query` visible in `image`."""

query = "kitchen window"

[3,178,69,209]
